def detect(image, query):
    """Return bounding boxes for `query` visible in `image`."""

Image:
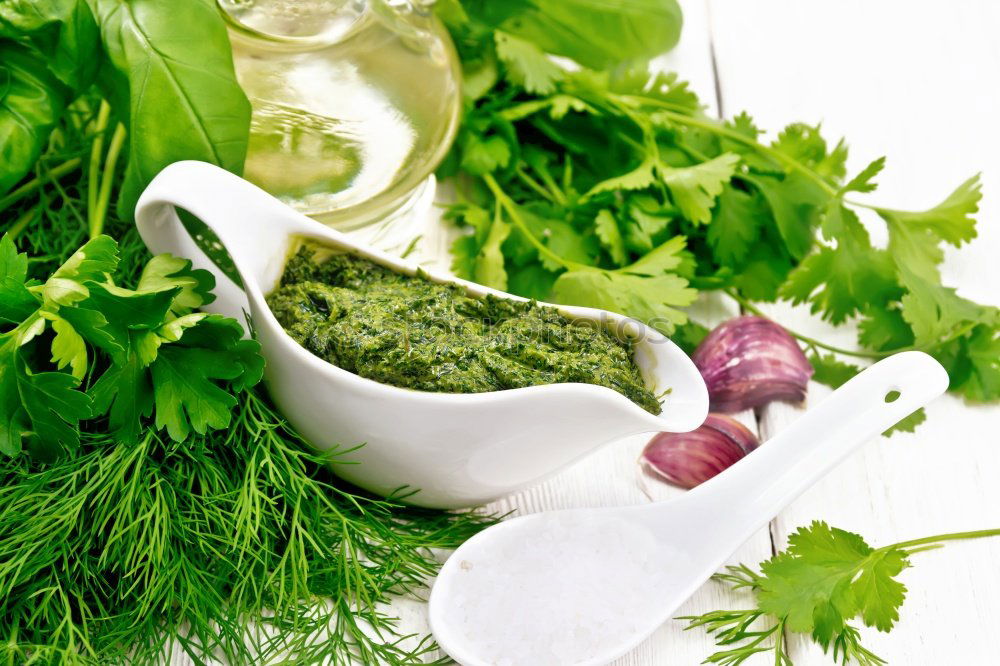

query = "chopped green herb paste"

[267,245,661,414]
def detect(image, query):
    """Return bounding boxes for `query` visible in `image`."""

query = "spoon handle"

[675,351,948,542]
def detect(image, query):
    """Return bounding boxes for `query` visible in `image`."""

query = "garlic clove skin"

[692,315,813,413]
[640,414,759,489]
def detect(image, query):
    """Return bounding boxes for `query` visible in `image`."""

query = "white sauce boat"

[135,161,709,509]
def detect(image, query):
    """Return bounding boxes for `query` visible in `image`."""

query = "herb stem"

[773,620,786,666]
[6,208,37,239]
[888,528,1000,552]
[515,166,556,203]
[724,289,981,360]
[0,158,82,215]
[87,100,112,227]
[722,289,888,359]
[483,173,588,271]
[90,123,127,239]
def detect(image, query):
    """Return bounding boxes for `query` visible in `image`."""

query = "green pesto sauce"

[267,245,661,414]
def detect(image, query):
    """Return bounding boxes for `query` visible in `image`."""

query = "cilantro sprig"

[0,233,263,459]
[682,521,1000,665]
[437,11,1000,410]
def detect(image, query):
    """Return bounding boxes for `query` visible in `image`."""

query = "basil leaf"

[0,41,70,195]
[499,0,683,69]
[89,0,251,216]
[0,0,100,92]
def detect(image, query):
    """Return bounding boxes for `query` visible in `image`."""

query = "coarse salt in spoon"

[429,351,949,666]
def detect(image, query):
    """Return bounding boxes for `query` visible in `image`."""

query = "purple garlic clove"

[692,315,813,413]
[640,414,760,489]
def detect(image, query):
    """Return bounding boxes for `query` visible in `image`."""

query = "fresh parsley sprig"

[681,521,1000,665]
[436,10,1000,409]
[0,233,263,459]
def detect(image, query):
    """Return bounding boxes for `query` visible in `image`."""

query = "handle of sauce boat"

[134,160,315,324]
[662,351,949,540]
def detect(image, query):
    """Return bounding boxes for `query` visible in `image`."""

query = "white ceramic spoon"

[429,351,948,666]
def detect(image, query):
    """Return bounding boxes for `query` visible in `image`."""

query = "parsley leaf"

[0,234,264,458]
[150,316,263,441]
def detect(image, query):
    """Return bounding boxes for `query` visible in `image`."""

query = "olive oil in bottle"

[218,0,461,230]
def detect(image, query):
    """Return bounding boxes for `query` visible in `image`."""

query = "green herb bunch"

[682,521,1000,665]
[0,92,493,665]
[436,7,1000,410]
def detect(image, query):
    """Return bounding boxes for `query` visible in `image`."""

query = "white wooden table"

[172,1,1000,663]
[406,1,1000,664]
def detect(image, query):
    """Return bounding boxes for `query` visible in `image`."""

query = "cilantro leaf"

[680,520,1000,666]
[842,156,885,194]
[624,195,672,254]
[747,172,827,260]
[782,204,900,324]
[882,407,927,437]
[731,240,794,302]
[659,153,739,225]
[898,268,988,347]
[460,132,512,175]
[808,353,862,389]
[771,123,847,183]
[438,43,998,414]
[551,268,695,334]
[878,175,982,280]
[857,306,914,351]
[953,324,1000,402]
[853,549,908,631]
[550,238,696,334]
[594,209,627,266]
[516,207,600,272]
[473,211,510,289]
[624,235,690,276]
[707,186,764,267]
[494,30,563,94]
[506,263,558,301]
[585,154,657,196]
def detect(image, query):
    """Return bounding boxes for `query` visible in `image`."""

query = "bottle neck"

[217,0,368,48]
